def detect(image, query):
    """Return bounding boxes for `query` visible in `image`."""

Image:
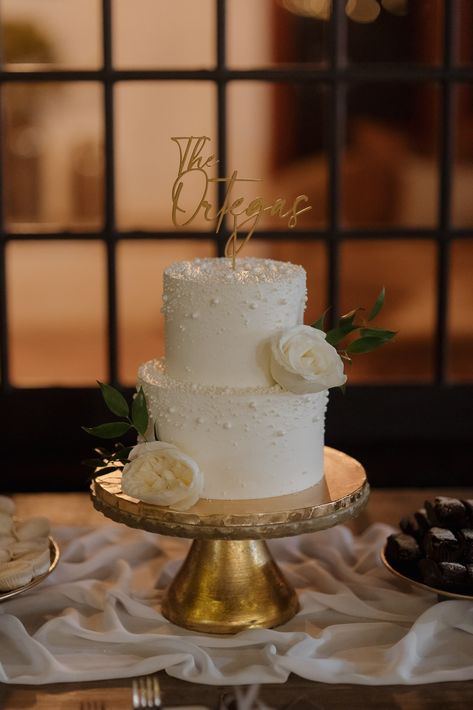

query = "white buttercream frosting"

[139,359,327,500]
[163,257,307,388]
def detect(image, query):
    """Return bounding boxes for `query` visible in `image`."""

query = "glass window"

[0,0,101,69]
[452,83,473,228]
[343,82,440,228]
[115,82,217,231]
[340,239,437,382]
[228,81,329,230]
[7,241,107,386]
[113,0,215,68]
[3,82,103,231]
[448,239,473,382]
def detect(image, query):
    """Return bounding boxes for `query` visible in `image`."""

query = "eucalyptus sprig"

[311,287,396,366]
[82,382,150,475]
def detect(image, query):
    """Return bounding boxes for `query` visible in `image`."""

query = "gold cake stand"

[91,446,369,634]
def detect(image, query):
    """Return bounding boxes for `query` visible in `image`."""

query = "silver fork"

[132,675,162,708]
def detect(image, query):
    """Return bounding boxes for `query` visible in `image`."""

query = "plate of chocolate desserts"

[382,496,473,599]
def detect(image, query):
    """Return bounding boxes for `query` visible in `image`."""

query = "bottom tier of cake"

[139,359,328,500]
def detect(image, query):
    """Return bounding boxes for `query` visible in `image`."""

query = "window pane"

[347,0,443,65]
[113,0,215,68]
[452,83,473,228]
[456,0,473,65]
[0,0,101,69]
[2,82,104,231]
[227,82,329,231]
[117,240,215,384]
[343,82,440,228]
[340,240,437,383]
[227,0,330,68]
[115,82,217,231]
[448,239,473,382]
[8,241,107,386]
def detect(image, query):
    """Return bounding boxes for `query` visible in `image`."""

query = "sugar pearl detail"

[223,422,232,430]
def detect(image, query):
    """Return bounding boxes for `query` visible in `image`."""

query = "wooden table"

[1,488,472,710]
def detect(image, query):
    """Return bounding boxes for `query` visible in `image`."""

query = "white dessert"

[15,517,50,541]
[0,496,15,516]
[139,256,330,501]
[0,500,52,592]
[0,560,34,591]
[163,257,306,388]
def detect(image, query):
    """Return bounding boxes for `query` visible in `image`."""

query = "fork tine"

[131,675,161,708]
[146,676,153,707]
[132,679,140,709]
[153,676,161,707]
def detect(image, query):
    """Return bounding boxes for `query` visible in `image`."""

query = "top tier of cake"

[163,257,307,388]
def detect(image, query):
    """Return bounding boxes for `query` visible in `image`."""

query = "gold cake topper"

[171,136,312,268]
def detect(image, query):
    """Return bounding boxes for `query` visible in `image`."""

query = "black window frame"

[1,0,472,490]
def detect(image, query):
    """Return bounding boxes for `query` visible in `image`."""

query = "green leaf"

[325,322,360,347]
[98,381,129,418]
[82,458,105,468]
[367,287,385,322]
[345,336,389,354]
[131,387,149,437]
[311,308,330,332]
[93,465,123,476]
[360,327,397,341]
[82,422,132,439]
[339,307,363,325]
[111,447,132,462]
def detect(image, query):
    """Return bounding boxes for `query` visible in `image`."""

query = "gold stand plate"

[91,447,369,633]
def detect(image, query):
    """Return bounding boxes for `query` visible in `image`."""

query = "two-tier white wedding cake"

[136,256,339,502]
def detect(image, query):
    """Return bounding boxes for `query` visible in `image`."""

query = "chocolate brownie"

[419,558,442,587]
[386,533,421,567]
[462,500,473,525]
[420,559,469,592]
[423,527,462,563]
[388,497,473,595]
[400,515,421,541]
[425,497,469,529]
[457,529,473,563]
[414,508,431,533]
[438,562,469,591]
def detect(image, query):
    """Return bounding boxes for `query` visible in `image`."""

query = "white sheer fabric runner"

[1,523,472,685]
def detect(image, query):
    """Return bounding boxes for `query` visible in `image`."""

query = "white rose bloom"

[121,441,203,511]
[270,325,346,394]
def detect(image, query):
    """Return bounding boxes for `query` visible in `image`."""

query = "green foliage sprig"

[82,382,150,476]
[311,287,396,365]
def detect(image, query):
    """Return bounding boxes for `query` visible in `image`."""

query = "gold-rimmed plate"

[91,447,370,540]
[0,537,60,602]
[381,543,473,601]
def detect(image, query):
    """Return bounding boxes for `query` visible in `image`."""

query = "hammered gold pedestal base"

[161,539,299,634]
[91,448,369,634]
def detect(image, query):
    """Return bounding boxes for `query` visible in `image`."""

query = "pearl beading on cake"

[163,257,307,388]
[139,359,328,500]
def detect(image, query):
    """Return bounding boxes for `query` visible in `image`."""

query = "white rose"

[270,325,346,394]
[121,441,203,511]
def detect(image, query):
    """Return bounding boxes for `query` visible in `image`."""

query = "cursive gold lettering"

[171,136,312,268]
